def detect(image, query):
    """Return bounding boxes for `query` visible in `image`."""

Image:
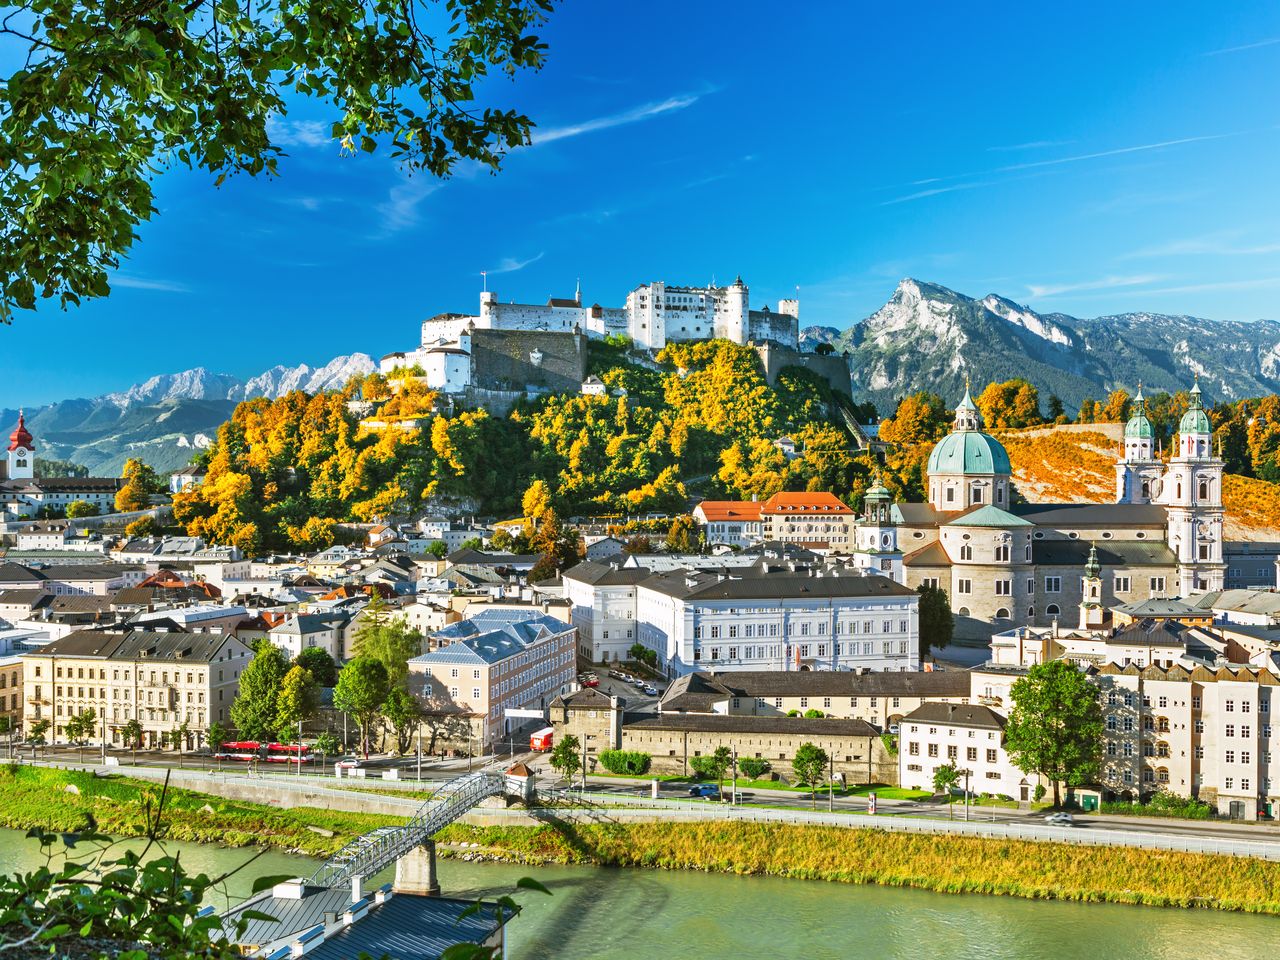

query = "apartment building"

[657,669,971,729]
[408,610,576,750]
[898,702,1034,800]
[561,561,650,663]
[758,492,855,550]
[692,500,763,549]
[22,629,253,748]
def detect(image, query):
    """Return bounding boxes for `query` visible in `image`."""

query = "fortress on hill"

[379,278,851,401]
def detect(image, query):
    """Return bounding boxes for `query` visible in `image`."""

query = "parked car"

[888,724,901,735]
[334,757,364,770]
[688,784,720,799]
[642,685,658,696]
[632,678,647,688]
[581,676,600,688]
[1044,812,1076,826]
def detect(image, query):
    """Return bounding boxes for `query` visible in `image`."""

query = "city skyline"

[3,0,1280,405]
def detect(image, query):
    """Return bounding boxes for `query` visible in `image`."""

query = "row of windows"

[697,640,912,662]
[909,743,999,763]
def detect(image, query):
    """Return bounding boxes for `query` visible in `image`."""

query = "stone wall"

[621,725,898,785]
[470,329,587,394]
[752,342,852,397]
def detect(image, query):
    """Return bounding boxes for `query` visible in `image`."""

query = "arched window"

[995,608,1011,619]
[996,485,1004,504]
[957,607,971,617]
[1141,479,1150,498]
[1176,482,1182,499]
[1198,480,1209,500]
[1046,603,1061,616]
[959,545,972,561]
[970,483,983,505]
[1027,606,1035,618]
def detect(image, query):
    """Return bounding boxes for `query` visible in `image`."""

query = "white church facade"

[867,381,1227,637]
[0,413,123,520]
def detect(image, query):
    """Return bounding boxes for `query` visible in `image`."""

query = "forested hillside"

[173,340,879,552]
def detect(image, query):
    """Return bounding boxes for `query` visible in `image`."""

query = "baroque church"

[0,413,123,519]
[858,382,1225,638]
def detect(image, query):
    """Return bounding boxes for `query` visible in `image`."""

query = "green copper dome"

[1124,386,1154,439]
[927,431,1012,475]
[1179,381,1211,435]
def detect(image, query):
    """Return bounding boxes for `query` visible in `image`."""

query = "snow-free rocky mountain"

[800,279,1280,415]
[2,354,375,476]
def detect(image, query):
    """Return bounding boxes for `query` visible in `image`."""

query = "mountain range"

[800,278,1280,414]
[1,354,375,476]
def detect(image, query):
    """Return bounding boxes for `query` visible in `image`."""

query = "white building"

[898,702,1035,801]
[561,562,651,663]
[692,500,762,550]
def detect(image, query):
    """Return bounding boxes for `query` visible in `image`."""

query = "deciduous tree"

[294,647,339,687]
[1005,660,1103,807]
[115,458,162,512]
[549,733,582,783]
[333,656,390,757]
[792,742,828,809]
[230,644,290,740]
[274,665,320,738]
[916,584,954,658]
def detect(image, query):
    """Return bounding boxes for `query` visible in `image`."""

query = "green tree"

[26,718,50,749]
[690,745,732,791]
[230,644,290,740]
[916,584,954,658]
[426,540,449,559]
[119,718,143,760]
[275,665,320,739]
[314,731,342,763]
[294,647,339,687]
[1046,394,1066,423]
[64,499,98,519]
[382,686,423,755]
[333,656,390,757]
[64,708,97,745]
[1005,660,1104,807]
[124,515,156,538]
[933,761,961,819]
[114,458,162,512]
[352,596,422,690]
[792,742,829,809]
[0,0,555,321]
[459,536,485,551]
[548,733,582,783]
[206,720,228,754]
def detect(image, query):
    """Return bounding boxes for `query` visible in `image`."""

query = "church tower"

[1115,385,1164,503]
[6,411,34,481]
[1078,544,1107,630]
[1163,379,1225,594]
[856,472,903,583]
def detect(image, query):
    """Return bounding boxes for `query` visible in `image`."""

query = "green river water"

[1,828,1277,959]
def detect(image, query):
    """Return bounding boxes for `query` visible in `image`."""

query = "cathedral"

[0,413,123,519]
[861,382,1226,638]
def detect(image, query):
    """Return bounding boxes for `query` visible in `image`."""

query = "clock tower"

[7,411,34,481]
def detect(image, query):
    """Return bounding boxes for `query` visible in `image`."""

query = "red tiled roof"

[760,491,853,515]
[7,412,33,452]
[694,500,763,523]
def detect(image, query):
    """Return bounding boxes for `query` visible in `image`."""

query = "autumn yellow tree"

[976,379,1043,429]
[878,392,950,444]
[115,457,162,512]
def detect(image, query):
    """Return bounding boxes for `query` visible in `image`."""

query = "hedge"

[598,749,652,776]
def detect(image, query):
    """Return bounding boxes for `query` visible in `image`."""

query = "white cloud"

[374,174,441,235]
[1026,275,1165,298]
[1203,37,1280,56]
[112,276,190,293]
[994,133,1236,174]
[986,139,1075,152]
[489,252,545,274]
[531,94,702,145]
[1122,233,1280,259]
[266,117,332,148]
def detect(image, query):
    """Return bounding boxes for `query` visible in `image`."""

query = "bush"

[1101,793,1213,820]
[880,732,898,757]
[786,709,801,717]
[737,757,770,779]
[1034,783,1047,802]
[803,709,825,719]
[597,750,651,776]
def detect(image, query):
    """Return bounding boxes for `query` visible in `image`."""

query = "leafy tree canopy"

[1005,660,1103,807]
[0,0,555,321]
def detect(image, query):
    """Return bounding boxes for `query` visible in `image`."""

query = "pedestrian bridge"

[305,769,522,889]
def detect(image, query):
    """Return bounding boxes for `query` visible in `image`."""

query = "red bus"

[265,743,312,764]
[215,740,262,761]
[529,727,554,752]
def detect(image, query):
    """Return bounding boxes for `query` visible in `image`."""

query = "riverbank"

[0,765,400,856]
[433,821,1280,914]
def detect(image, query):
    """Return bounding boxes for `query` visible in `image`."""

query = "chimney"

[351,876,363,903]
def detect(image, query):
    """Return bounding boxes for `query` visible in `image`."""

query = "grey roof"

[307,895,506,960]
[1031,540,1176,567]
[1114,597,1200,617]
[446,548,538,566]
[222,885,352,947]
[625,713,880,737]
[551,686,622,709]
[1109,619,1188,648]
[414,610,573,666]
[1189,589,1280,617]
[639,569,914,602]
[901,702,1005,730]
[1014,503,1169,527]
[0,589,45,606]
[29,629,236,663]
[0,564,46,583]
[659,669,969,713]
[561,560,652,587]
[892,503,946,527]
[24,630,126,659]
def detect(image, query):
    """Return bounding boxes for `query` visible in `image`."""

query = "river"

[0,828,1275,958]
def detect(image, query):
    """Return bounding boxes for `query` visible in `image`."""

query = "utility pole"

[296,719,302,777]
[963,769,971,821]
[731,747,738,806]
[416,721,422,781]
[580,734,588,790]
[828,751,834,813]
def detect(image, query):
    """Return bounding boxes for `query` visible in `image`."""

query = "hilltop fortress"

[379,278,849,401]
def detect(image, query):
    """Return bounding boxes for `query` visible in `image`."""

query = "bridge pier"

[394,839,441,897]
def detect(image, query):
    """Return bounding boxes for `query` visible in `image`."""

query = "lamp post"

[962,768,972,821]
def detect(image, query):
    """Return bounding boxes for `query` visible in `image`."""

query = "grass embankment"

[435,820,1280,914]
[0,766,401,856]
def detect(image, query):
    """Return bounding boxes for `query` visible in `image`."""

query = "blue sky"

[5,0,1280,406]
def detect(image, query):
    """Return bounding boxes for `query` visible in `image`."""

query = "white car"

[1043,812,1076,827]
[334,756,364,769]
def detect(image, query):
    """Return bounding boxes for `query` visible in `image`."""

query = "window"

[928,744,938,758]
[994,544,1010,563]
[994,580,1011,596]
[959,545,972,561]
[909,742,919,756]
[986,748,997,763]
[1150,577,1166,593]
[1045,577,1063,596]
[1226,750,1236,763]
[1243,701,1253,714]
[1226,724,1235,737]
[966,747,977,761]
[1106,716,1116,731]
[957,580,972,595]
[1046,604,1060,617]
[1226,700,1235,713]
[947,745,957,760]
[1114,576,1130,593]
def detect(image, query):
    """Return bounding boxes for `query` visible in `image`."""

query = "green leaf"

[251,874,297,894]
[515,876,551,895]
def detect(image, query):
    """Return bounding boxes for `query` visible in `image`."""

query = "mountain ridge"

[802,278,1280,413]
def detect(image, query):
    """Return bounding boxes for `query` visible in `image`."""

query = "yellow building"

[22,629,253,749]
